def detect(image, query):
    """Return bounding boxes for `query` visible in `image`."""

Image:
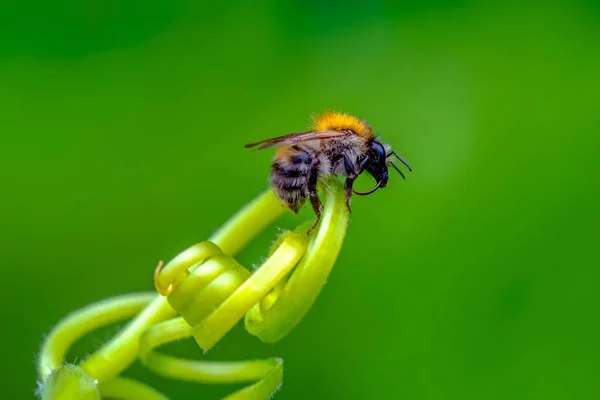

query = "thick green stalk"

[245,181,349,342]
[79,189,284,382]
[38,182,348,399]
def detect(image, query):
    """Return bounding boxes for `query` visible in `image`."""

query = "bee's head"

[355,140,412,196]
[365,141,389,187]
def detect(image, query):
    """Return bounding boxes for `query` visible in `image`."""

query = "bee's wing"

[245,130,350,150]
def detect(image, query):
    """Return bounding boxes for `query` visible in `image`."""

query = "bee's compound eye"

[372,141,386,158]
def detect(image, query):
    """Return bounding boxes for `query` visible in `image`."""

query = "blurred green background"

[1,1,599,399]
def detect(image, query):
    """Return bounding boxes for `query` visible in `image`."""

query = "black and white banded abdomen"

[270,149,315,213]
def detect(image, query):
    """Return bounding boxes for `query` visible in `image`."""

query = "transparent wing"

[245,130,350,150]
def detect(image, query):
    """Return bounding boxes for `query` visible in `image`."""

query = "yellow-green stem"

[137,230,308,398]
[246,180,349,342]
[38,182,348,400]
[79,189,284,382]
[38,293,156,381]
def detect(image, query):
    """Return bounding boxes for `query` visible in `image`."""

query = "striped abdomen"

[270,148,314,213]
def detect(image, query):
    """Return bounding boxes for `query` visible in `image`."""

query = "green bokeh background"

[1,1,599,399]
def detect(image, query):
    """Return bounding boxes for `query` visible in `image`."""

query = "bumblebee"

[246,112,411,231]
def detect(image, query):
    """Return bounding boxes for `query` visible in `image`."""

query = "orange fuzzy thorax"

[312,111,374,138]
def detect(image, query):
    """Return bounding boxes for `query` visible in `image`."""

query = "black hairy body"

[245,112,411,233]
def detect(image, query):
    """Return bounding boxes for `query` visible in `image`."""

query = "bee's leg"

[344,177,356,213]
[307,161,322,235]
[343,155,369,213]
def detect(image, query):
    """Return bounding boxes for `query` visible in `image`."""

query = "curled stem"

[246,180,349,342]
[38,293,157,381]
[38,181,348,399]
[137,230,307,398]
[79,189,284,382]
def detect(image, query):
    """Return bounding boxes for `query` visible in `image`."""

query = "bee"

[245,111,411,232]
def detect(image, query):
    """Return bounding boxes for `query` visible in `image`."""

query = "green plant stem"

[79,189,284,382]
[38,183,346,400]
[137,230,307,398]
[39,364,100,400]
[80,294,177,381]
[245,180,349,342]
[38,293,156,381]
[140,317,280,384]
[192,231,307,350]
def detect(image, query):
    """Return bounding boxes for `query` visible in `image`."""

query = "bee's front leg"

[343,177,356,213]
[306,160,322,235]
[343,155,369,213]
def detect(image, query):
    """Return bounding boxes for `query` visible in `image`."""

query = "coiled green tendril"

[37,179,349,399]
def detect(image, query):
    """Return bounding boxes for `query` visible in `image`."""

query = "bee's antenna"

[389,161,406,179]
[388,161,406,179]
[353,180,382,196]
[388,151,412,171]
